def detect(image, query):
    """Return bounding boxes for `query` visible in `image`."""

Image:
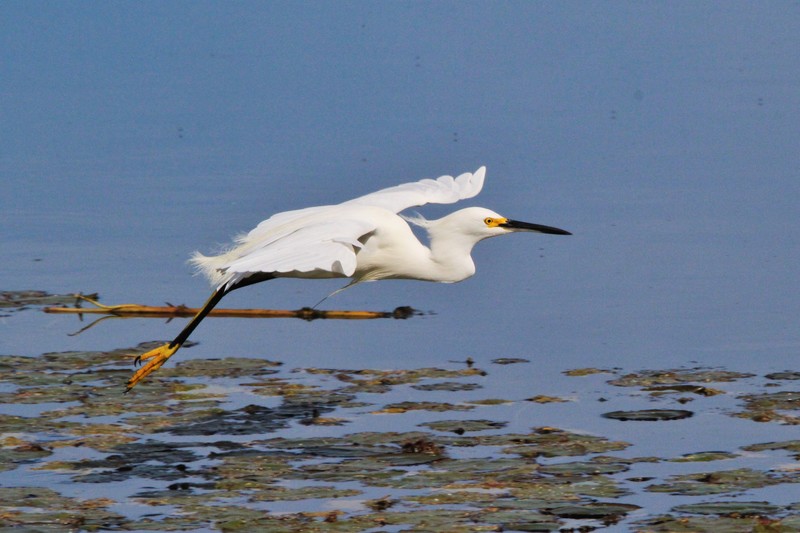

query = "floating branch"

[43,295,418,320]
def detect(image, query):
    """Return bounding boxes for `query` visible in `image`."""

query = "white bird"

[126,166,570,391]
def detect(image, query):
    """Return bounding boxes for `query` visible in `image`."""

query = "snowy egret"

[126,166,570,391]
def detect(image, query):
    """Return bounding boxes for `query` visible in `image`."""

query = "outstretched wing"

[343,166,485,213]
[191,166,486,289]
[241,166,485,242]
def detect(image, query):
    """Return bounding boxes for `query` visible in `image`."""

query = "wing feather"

[343,166,485,212]
[191,213,374,288]
[226,219,369,275]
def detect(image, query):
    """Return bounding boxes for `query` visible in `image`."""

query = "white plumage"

[191,167,487,289]
[126,166,570,391]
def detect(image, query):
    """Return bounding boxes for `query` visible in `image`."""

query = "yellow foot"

[125,343,180,392]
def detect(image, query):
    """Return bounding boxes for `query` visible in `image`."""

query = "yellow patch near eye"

[484,217,507,227]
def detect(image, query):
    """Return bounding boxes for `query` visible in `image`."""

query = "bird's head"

[449,207,572,240]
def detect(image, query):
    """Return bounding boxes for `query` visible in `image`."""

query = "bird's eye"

[484,217,494,226]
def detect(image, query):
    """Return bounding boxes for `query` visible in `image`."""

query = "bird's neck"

[425,228,479,283]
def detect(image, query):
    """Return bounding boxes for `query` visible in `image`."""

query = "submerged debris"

[1,290,96,312]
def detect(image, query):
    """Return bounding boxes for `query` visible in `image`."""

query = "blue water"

[2,2,799,527]
[4,1,799,375]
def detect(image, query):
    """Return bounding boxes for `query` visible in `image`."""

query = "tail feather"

[189,251,230,288]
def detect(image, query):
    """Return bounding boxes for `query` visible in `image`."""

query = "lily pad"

[526,395,569,403]
[411,381,482,391]
[479,510,560,531]
[538,460,629,476]
[633,514,789,532]
[644,384,725,397]
[742,440,800,455]
[305,366,486,386]
[420,419,508,433]
[0,486,125,531]
[373,401,474,413]
[161,402,347,436]
[563,367,615,377]
[670,451,739,462]
[496,427,630,458]
[166,357,282,379]
[765,371,800,381]
[602,409,694,421]
[609,369,754,388]
[544,502,640,519]
[0,442,52,471]
[646,468,794,496]
[465,398,514,405]
[247,485,362,502]
[672,501,781,516]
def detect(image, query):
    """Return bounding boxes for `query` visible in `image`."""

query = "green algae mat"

[1,292,799,531]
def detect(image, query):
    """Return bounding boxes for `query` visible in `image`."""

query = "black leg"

[126,273,275,391]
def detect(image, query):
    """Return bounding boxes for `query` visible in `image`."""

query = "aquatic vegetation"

[0,322,799,530]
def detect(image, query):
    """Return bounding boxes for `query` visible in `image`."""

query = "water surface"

[2,3,799,531]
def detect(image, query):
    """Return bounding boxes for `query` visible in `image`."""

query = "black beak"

[500,219,572,235]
